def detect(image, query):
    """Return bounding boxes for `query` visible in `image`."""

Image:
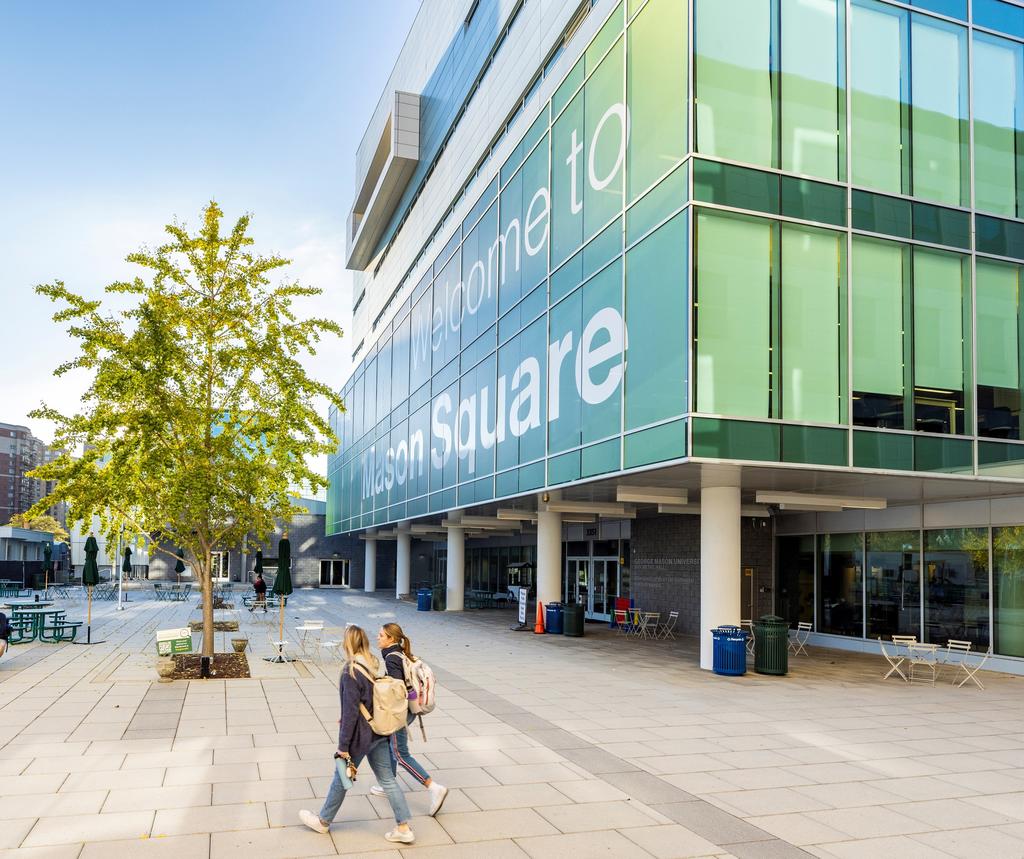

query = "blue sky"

[0,0,420,474]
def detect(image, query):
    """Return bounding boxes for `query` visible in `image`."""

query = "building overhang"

[346,91,420,271]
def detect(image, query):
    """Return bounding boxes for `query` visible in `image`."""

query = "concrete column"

[700,467,742,670]
[364,534,377,593]
[446,517,464,612]
[537,492,562,607]
[395,526,411,599]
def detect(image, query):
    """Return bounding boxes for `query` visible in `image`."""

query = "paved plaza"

[1,589,1023,859]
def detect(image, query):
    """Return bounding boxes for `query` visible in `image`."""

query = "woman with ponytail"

[374,622,448,816]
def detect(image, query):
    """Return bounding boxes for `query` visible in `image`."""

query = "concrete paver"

[0,589,1022,859]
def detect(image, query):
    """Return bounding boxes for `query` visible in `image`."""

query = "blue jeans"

[319,737,411,825]
[389,715,431,786]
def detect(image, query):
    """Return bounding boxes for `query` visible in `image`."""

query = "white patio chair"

[789,621,812,656]
[613,608,631,635]
[319,627,346,664]
[295,620,325,659]
[952,647,992,690]
[658,610,679,641]
[741,619,756,656]
[940,639,971,681]
[266,630,291,663]
[878,637,907,682]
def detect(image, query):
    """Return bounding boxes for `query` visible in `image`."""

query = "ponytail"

[382,622,415,662]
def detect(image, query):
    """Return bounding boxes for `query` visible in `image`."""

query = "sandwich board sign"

[156,627,193,656]
[518,586,528,625]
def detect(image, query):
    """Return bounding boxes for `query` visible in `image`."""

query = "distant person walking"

[373,623,448,816]
[298,625,415,845]
[250,572,267,612]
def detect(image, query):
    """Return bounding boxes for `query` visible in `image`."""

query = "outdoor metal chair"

[318,627,346,664]
[640,612,660,640]
[295,620,324,659]
[878,637,907,681]
[266,630,291,662]
[658,610,679,641]
[952,647,992,690]
[741,619,756,655]
[789,621,812,656]
[613,608,630,635]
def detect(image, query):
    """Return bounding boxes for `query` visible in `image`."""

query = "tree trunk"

[199,554,214,658]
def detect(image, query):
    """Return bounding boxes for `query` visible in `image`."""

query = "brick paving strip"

[431,663,813,859]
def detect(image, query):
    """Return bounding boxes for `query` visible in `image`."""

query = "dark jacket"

[253,577,266,595]
[381,644,406,682]
[0,612,9,641]
[337,655,380,762]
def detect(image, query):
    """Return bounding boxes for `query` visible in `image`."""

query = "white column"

[446,516,464,611]
[537,492,562,607]
[364,535,377,593]
[700,468,742,670]
[396,526,411,599]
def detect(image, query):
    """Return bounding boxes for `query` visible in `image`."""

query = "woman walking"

[372,622,448,816]
[298,625,415,844]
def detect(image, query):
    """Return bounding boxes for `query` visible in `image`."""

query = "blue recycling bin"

[545,602,564,634]
[416,588,432,611]
[711,626,748,676]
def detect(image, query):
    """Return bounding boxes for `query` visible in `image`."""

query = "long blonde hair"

[344,625,379,678]
[381,622,415,661]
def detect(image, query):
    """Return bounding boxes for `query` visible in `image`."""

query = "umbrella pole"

[278,599,285,658]
[87,586,92,644]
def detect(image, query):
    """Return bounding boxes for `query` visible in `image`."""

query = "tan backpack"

[353,662,408,736]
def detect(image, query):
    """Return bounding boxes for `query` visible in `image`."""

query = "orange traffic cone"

[534,600,545,634]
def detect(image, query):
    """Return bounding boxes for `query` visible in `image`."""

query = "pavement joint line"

[428,663,816,857]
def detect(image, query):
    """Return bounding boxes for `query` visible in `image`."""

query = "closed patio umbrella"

[267,534,293,663]
[254,549,264,578]
[119,545,131,610]
[42,542,51,592]
[174,551,185,584]
[83,533,100,644]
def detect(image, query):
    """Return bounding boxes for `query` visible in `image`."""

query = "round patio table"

[9,607,64,643]
[1,599,54,610]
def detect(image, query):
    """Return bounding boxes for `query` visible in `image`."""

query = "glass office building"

[332,0,1024,671]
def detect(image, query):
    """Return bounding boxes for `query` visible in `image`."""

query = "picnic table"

[8,607,82,643]
[1,599,54,610]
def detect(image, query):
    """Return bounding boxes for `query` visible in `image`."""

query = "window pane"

[852,238,904,396]
[627,0,687,201]
[851,1,904,194]
[695,0,773,167]
[624,211,687,430]
[923,528,989,648]
[910,15,968,206]
[584,39,626,241]
[866,530,920,639]
[993,525,1024,657]
[977,260,1020,390]
[551,91,585,266]
[780,0,843,180]
[778,535,815,627]
[913,250,963,391]
[696,212,771,417]
[818,532,864,637]
[973,33,1024,219]
[781,225,842,423]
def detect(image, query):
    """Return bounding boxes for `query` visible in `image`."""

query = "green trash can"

[431,585,446,612]
[754,615,789,675]
[563,602,585,637]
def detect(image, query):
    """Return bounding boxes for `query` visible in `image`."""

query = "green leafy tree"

[28,202,344,656]
[7,513,70,544]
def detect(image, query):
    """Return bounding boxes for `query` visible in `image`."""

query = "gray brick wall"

[629,514,774,636]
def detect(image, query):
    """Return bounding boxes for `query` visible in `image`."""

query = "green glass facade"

[330,0,1024,539]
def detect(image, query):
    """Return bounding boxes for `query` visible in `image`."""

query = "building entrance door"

[590,558,618,622]
[565,557,589,613]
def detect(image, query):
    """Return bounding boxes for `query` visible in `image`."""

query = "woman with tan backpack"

[298,625,415,845]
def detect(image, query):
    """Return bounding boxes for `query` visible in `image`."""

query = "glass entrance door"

[565,558,590,613]
[590,558,618,621]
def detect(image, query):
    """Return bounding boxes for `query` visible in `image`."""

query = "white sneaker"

[370,785,385,796]
[428,782,449,816]
[298,809,329,834]
[384,827,415,844]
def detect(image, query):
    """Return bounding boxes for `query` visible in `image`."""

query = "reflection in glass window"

[973,32,1024,219]
[851,1,904,195]
[924,528,989,648]
[866,530,920,639]
[976,260,1022,440]
[818,533,864,637]
[695,212,771,418]
[993,526,1024,657]
[778,535,815,626]
[913,249,969,434]
[852,238,906,429]
[781,224,843,423]
[624,211,687,431]
[910,15,968,207]
[695,0,773,168]
[780,0,844,181]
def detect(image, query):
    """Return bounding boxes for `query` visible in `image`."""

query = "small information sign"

[518,586,528,625]
[156,627,193,656]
